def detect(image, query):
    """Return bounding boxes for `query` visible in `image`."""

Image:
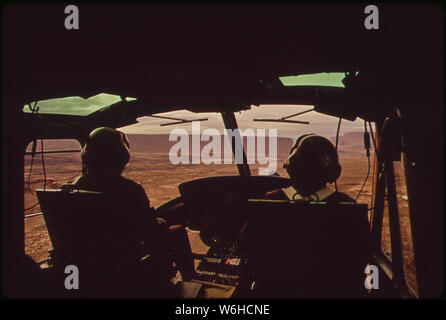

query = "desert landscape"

[23,132,417,294]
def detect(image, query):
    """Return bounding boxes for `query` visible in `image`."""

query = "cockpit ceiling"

[4,4,442,112]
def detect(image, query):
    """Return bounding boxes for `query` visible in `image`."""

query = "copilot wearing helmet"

[266,134,355,203]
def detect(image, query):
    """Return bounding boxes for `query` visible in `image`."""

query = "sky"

[119,106,364,140]
[23,93,123,115]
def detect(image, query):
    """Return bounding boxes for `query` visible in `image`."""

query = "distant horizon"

[123,130,363,139]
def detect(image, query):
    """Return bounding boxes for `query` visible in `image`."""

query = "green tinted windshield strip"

[279,72,346,88]
[23,93,136,116]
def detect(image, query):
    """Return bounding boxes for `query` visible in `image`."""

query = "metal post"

[220,112,251,177]
[371,120,385,250]
[384,160,405,287]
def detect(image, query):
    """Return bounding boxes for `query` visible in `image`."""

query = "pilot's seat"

[36,187,179,298]
[240,199,372,299]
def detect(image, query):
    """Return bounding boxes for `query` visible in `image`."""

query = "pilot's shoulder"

[114,175,146,191]
[110,175,150,205]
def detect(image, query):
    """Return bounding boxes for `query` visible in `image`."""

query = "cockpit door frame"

[370,117,418,298]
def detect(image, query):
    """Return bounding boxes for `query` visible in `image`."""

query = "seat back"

[242,199,372,298]
[36,188,150,297]
[37,188,128,263]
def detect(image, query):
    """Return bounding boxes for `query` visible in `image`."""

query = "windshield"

[115,105,369,205]
[22,93,136,116]
[279,72,348,87]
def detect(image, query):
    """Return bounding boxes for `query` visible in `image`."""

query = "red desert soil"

[23,132,417,293]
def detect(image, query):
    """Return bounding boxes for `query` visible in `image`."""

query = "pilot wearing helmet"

[72,127,195,295]
[259,134,370,299]
[266,133,355,203]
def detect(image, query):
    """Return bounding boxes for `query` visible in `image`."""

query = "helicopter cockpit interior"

[2,4,443,300]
